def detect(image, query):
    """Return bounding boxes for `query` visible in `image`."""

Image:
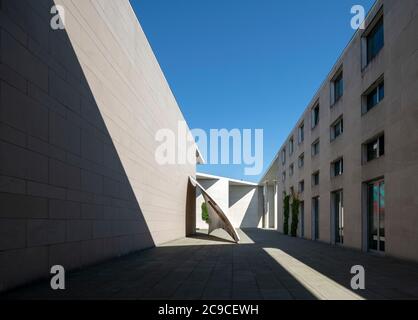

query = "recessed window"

[312,139,320,157]
[331,117,344,141]
[364,134,385,163]
[281,148,286,165]
[363,79,384,114]
[282,171,286,182]
[312,171,320,186]
[289,137,294,156]
[311,104,320,129]
[299,180,305,193]
[298,153,305,168]
[331,158,344,177]
[298,123,305,144]
[367,17,384,64]
[289,164,294,177]
[362,11,384,69]
[331,70,343,105]
[312,197,320,240]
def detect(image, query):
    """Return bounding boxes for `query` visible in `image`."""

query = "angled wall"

[0,0,196,292]
[229,184,262,228]
[196,174,261,229]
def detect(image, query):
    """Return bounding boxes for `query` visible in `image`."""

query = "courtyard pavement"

[2,229,418,300]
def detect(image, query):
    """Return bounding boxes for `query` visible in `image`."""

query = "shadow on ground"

[2,229,418,300]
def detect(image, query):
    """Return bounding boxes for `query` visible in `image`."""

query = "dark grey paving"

[2,229,418,300]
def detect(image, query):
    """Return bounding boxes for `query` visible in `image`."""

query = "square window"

[312,140,320,157]
[312,172,320,186]
[331,158,344,177]
[364,80,384,113]
[298,153,305,168]
[364,134,385,162]
[331,117,344,141]
[299,180,305,193]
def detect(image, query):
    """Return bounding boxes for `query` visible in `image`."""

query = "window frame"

[298,122,305,144]
[299,180,305,193]
[331,68,344,106]
[311,103,320,129]
[289,137,294,156]
[361,8,384,70]
[362,76,385,114]
[363,133,385,164]
[312,171,320,187]
[330,116,344,141]
[298,153,305,169]
[281,148,286,165]
[289,163,294,177]
[311,139,320,157]
[331,157,344,178]
[366,17,384,64]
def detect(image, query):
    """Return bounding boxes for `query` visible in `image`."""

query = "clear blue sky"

[130,0,375,183]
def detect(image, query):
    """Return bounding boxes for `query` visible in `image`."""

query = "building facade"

[0,0,197,292]
[261,0,418,262]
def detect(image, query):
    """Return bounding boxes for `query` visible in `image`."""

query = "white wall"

[196,176,261,229]
[229,185,261,228]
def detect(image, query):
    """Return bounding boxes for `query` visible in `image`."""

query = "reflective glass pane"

[368,180,385,252]
[379,182,385,251]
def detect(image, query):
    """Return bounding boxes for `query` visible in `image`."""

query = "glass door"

[368,180,385,252]
[312,197,319,240]
[333,190,344,244]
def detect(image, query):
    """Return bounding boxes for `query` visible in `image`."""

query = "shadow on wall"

[197,179,218,191]
[196,177,262,230]
[229,185,262,228]
[0,0,194,292]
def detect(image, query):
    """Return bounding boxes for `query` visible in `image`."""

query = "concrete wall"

[196,176,261,229]
[229,185,261,228]
[0,0,196,292]
[267,0,418,262]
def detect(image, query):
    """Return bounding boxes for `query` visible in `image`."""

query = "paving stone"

[2,229,418,300]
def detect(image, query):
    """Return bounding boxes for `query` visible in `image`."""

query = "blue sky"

[130,0,375,183]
